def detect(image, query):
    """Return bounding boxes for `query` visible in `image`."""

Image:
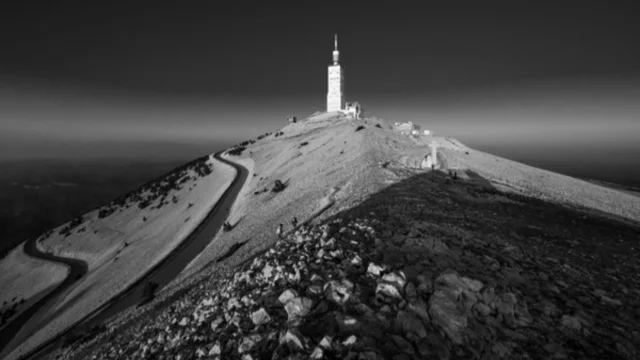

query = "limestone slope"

[48,112,640,360]
[2,155,236,360]
[0,242,68,330]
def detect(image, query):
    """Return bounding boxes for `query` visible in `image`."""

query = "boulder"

[280,329,307,352]
[251,308,271,326]
[376,283,403,302]
[208,341,221,356]
[325,279,355,306]
[394,310,427,339]
[416,274,433,296]
[404,282,418,302]
[406,297,430,324]
[427,271,484,344]
[381,272,407,293]
[284,297,313,324]
[367,263,386,277]
[278,289,298,305]
[238,334,262,354]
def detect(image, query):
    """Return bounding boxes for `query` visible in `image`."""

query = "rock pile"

[58,207,639,360]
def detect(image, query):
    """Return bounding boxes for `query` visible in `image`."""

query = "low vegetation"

[271,180,288,193]
[95,156,213,220]
[253,187,269,196]
[226,146,246,156]
[256,132,272,140]
[58,216,84,237]
[234,139,255,148]
[0,160,190,261]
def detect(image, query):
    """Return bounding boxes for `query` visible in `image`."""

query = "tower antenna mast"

[332,34,340,65]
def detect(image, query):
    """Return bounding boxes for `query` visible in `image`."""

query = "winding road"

[0,232,89,353]
[0,150,248,360]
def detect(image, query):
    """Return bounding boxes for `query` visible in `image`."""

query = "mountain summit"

[2,112,640,360]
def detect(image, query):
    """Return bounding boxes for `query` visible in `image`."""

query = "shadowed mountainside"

[58,160,640,360]
[41,112,640,360]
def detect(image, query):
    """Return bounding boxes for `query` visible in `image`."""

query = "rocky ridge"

[59,191,639,360]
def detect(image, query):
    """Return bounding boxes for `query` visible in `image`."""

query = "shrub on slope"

[227,146,246,156]
[3,154,235,360]
[94,155,213,220]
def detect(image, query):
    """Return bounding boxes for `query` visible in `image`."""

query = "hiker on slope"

[276,224,283,239]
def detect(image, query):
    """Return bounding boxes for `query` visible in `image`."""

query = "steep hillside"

[8,112,640,360]
[45,112,640,360]
[0,243,68,330]
[2,155,236,360]
[180,112,393,281]
[0,160,189,262]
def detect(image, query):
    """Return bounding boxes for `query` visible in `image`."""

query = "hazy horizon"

[1,2,639,185]
[2,77,639,187]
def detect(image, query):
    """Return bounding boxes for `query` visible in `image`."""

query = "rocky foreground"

[59,171,640,360]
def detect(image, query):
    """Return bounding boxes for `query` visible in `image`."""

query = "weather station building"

[327,35,363,119]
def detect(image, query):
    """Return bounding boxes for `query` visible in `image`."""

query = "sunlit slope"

[4,154,235,360]
[7,110,640,360]
[448,148,640,223]
[177,112,639,291]
[0,243,68,330]
[387,132,640,224]
[177,113,396,282]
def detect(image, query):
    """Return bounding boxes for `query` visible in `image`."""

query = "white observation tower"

[327,34,345,112]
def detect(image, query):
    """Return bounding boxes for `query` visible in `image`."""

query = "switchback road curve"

[2,150,248,360]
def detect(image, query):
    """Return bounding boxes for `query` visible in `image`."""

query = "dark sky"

[1,1,639,178]
[3,2,639,96]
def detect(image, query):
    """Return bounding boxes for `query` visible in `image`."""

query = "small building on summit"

[344,101,363,119]
[394,121,420,135]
